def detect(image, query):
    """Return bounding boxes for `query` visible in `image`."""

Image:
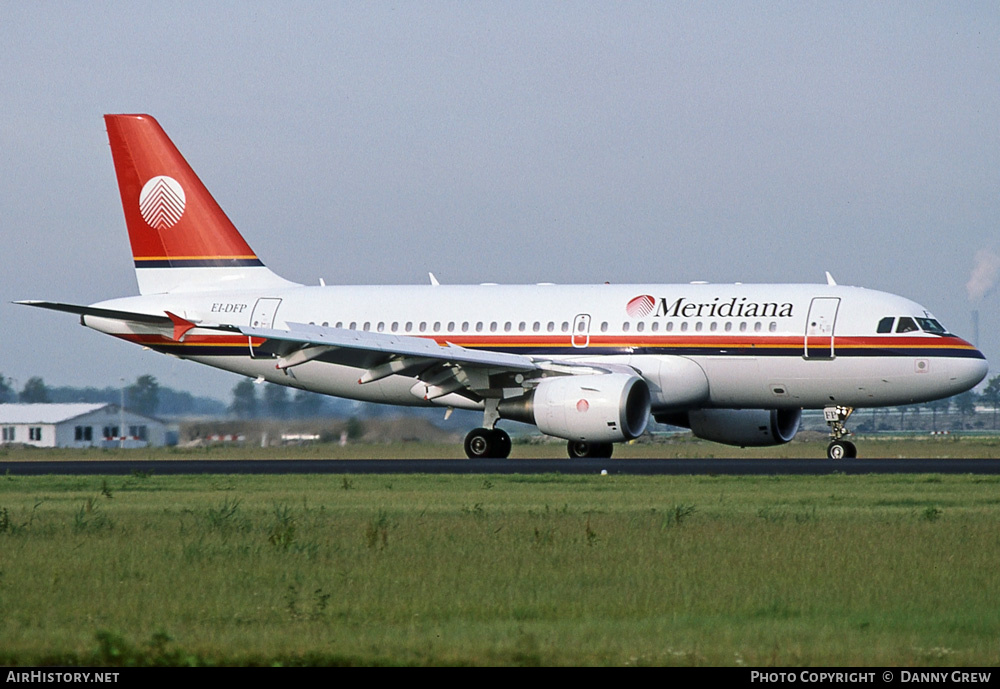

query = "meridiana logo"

[627,294,796,319]
[626,294,655,318]
[139,176,186,230]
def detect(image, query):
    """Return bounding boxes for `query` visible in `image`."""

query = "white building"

[0,403,174,448]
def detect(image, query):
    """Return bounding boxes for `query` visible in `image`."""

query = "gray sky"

[2,2,999,400]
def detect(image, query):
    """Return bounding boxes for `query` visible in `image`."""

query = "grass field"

[1,469,999,666]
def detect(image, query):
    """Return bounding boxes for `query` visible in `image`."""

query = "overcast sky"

[2,2,998,400]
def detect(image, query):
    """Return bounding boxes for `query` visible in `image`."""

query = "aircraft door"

[804,297,839,359]
[572,313,591,348]
[249,298,282,357]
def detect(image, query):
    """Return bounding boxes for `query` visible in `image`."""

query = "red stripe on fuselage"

[110,331,978,355]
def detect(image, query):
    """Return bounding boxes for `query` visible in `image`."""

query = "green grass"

[1,472,999,665]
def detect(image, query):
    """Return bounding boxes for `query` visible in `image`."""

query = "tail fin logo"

[138,176,186,230]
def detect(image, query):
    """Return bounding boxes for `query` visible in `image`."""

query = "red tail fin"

[104,114,292,294]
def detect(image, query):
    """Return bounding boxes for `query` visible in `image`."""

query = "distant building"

[0,403,175,448]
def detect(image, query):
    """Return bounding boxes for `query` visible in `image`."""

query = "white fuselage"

[85,281,988,413]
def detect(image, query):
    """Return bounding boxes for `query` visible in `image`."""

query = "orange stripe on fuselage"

[111,331,978,353]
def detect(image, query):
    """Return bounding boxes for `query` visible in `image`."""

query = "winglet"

[166,311,197,342]
[825,271,837,286]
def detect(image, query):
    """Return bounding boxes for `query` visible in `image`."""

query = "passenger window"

[896,317,919,334]
[637,322,645,332]
[877,317,894,334]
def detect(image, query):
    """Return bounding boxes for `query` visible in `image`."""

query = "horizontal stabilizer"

[15,300,172,326]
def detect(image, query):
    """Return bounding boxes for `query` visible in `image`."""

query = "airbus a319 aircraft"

[20,115,989,459]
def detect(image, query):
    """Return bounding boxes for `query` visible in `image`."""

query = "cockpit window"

[896,317,919,334]
[877,317,894,334]
[916,318,948,335]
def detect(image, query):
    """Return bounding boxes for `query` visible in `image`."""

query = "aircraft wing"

[240,321,544,401]
[243,321,536,371]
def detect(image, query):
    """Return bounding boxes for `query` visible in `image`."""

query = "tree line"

[5,371,1000,429]
[0,374,225,417]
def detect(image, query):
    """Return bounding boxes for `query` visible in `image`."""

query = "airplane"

[18,114,989,460]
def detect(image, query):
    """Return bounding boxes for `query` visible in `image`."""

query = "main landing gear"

[464,428,512,459]
[464,400,513,459]
[463,401,617,460]
[824,405,857,459]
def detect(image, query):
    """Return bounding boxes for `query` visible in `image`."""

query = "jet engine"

[655,408,801,447]
[499,373,651,443]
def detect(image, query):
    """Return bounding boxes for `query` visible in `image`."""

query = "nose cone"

[949,345,989,394]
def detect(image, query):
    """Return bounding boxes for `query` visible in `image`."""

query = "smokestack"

[967,249,1000,302]
[972,309,980,347]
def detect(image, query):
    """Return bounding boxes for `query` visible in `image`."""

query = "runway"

[3,457,1000,475]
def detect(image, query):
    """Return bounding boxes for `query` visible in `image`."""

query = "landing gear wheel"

[827,440,857,460]
[824,405,857,460]
[567,441,614,459]
[464,428,511,459]
[492,429,511,458]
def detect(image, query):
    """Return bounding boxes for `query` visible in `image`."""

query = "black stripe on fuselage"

[134,258,265,268]
[145,342,984,360]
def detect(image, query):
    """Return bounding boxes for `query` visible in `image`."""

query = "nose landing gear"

[824,405,856,459]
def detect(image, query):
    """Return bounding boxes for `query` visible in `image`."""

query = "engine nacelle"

[655,408,801,447]
[500,373,651,443]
